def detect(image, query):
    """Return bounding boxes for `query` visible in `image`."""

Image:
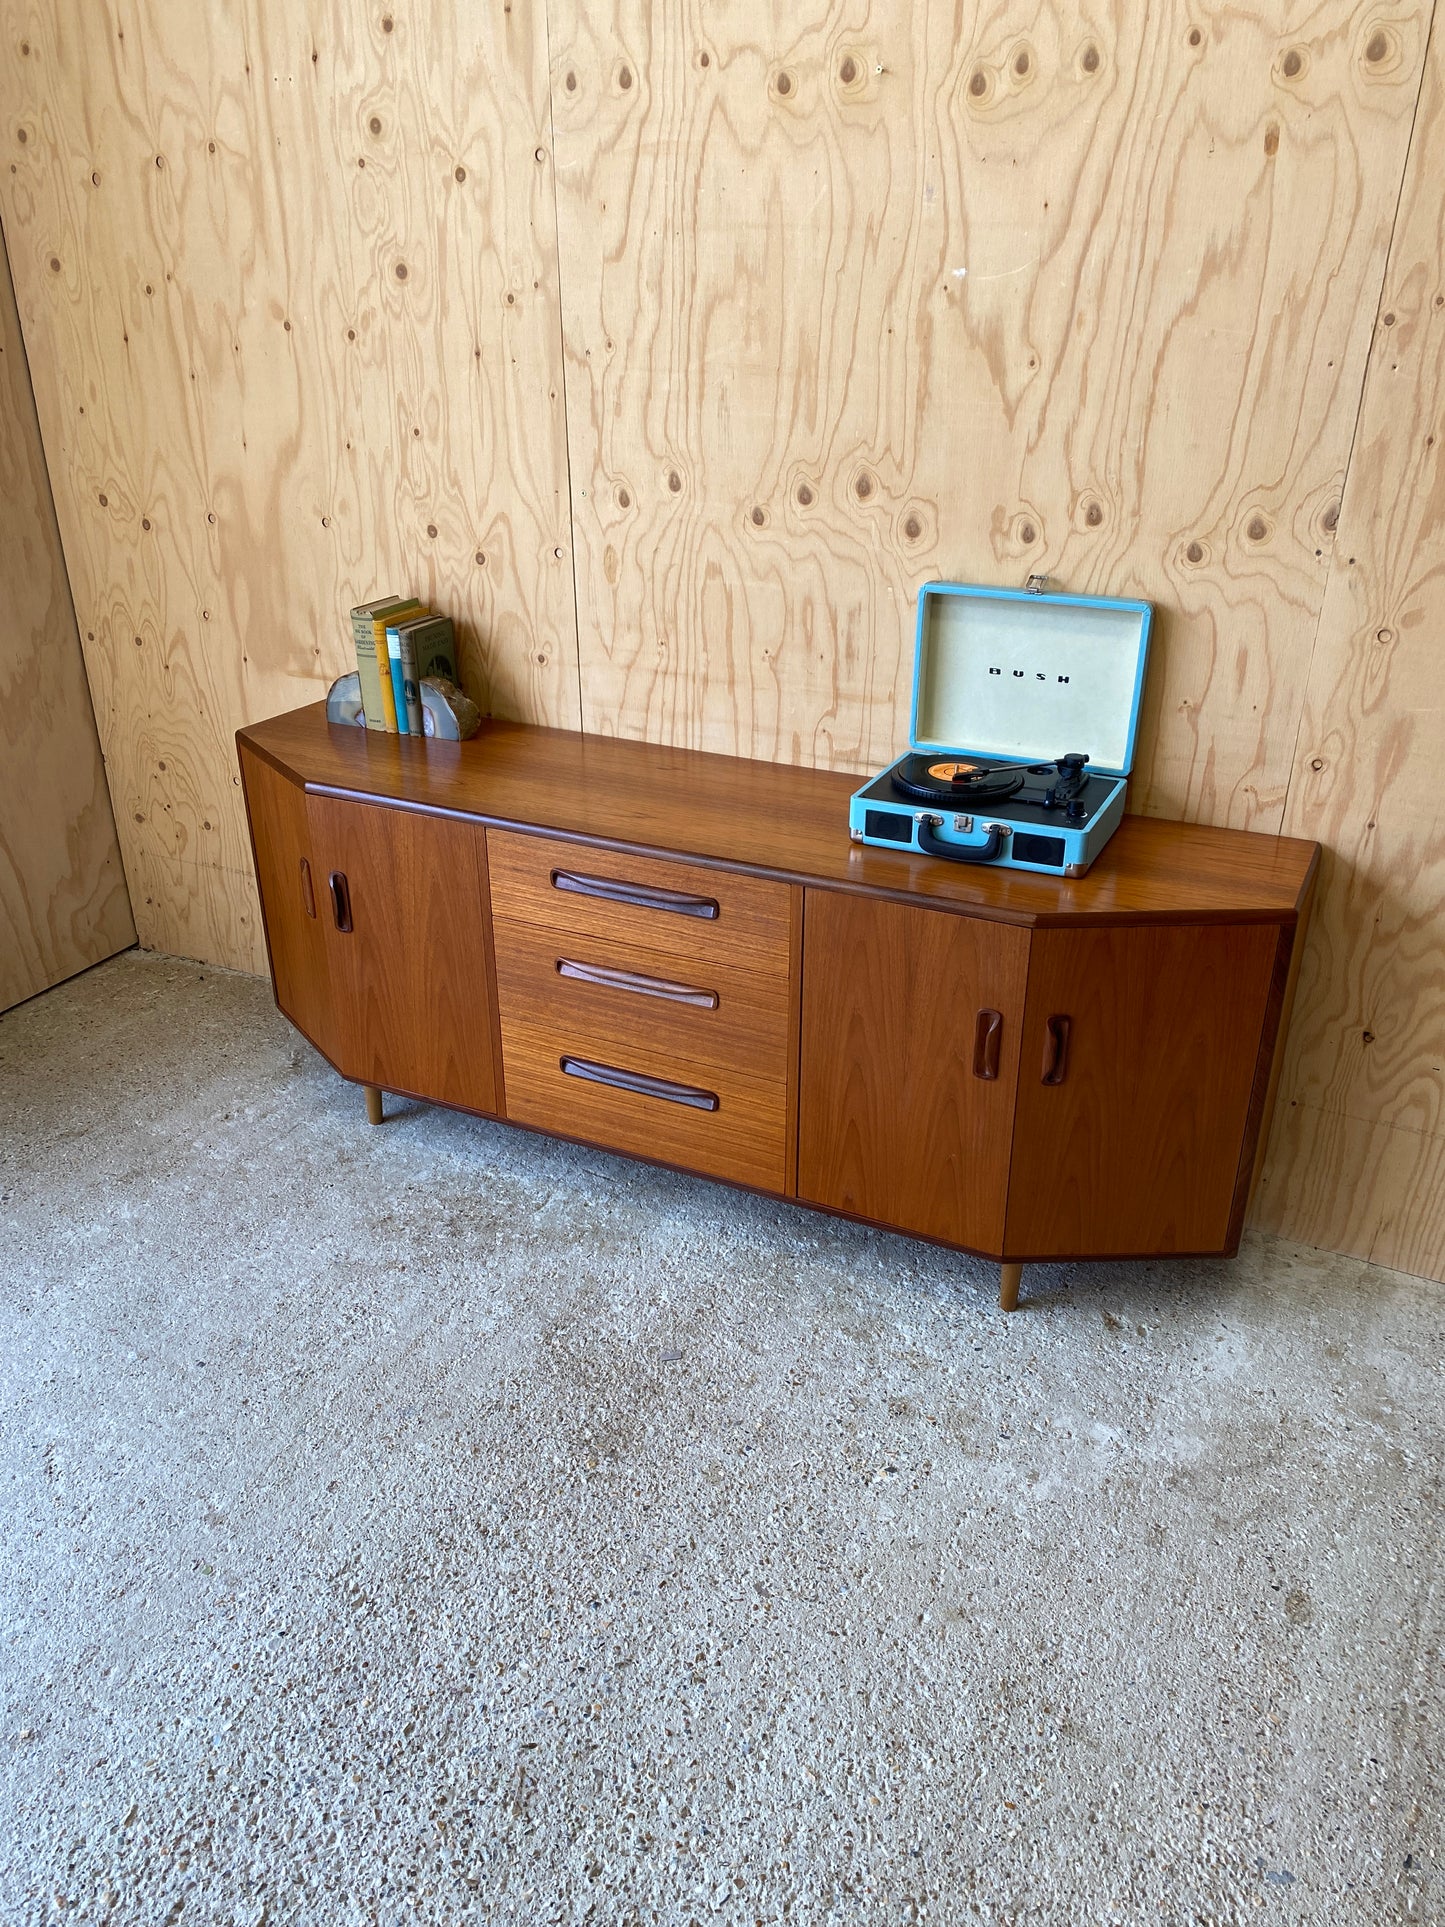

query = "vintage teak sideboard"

[237,707,1318,1311]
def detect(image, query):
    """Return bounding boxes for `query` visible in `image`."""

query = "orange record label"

[925,760,988,782]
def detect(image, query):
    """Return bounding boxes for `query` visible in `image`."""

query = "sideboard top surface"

[239,705,1317,927]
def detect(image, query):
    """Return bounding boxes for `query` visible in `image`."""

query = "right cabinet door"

[1005,921,1285,1259]
[798,890,1030,1253]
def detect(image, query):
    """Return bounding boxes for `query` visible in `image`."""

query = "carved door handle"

[973,1008,1003,1080]
[329,870,353,933]
[299,857,316,918]
[1041,1013,1072,1085]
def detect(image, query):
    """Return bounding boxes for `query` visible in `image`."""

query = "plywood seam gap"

[540,0,585,735]
[0,209,135,933]
[1277,0,1441,826]
[139,854,265,883]
[1281,1095,1445,1146]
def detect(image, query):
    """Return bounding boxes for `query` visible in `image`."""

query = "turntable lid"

[909,583,1153,777]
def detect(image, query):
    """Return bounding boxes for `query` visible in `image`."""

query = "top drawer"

[488,829,792,978]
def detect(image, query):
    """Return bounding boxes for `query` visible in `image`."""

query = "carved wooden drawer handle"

[551,868,720,920]
[328,870,353,934]
[973,1008,1003,1080]
[556,958,719,1009]
[1042,1013,1072,1085]
[559,1055,720,1112]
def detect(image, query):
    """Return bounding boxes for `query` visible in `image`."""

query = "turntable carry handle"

[1041,1014,1072,1085]
[915,815,1004,865]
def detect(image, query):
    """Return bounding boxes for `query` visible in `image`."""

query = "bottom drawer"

[501,1022,788,1193]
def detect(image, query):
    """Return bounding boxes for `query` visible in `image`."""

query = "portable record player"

[849,580,1153,876]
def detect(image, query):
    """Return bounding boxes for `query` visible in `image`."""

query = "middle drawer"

[491,917,791,1084]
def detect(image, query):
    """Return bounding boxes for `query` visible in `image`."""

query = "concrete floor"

[0,952,1440,1926]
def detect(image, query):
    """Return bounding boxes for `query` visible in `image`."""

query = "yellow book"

[349,595,409,732]
[370,599,426,731]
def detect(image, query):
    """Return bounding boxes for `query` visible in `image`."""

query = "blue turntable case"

[849,582,1154,876]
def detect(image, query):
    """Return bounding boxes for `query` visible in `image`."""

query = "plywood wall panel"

[1255,21,1445,1282]
[0,0,579,968]
[550,0,1427,830]
[0,225,133,1011]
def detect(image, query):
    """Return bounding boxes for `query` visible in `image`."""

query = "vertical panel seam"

[1278,0,1441,824]
[538,0,586,734]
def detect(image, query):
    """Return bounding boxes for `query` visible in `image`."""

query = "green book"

[349,595,409,732]
[394,613,457,688]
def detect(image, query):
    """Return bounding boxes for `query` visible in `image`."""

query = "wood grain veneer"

[1231,916,1307,1250]
[240,705,1318,930]
[500,1021,789,1193]
[798,890,1030,1252]
[1003,922,1281,1259]
[238,743,334,1061]
[306,792,499,1116]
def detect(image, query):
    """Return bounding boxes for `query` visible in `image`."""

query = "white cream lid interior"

[912,589,1151,775]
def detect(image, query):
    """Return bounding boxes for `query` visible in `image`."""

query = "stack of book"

[348,596,459,735]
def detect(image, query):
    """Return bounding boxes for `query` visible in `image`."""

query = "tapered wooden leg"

[999,1261,1023,1313]
[364,1084,384,1127]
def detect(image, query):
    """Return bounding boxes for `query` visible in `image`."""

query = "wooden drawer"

[488,829,791,978]
[501,1019,788,1192]
[493,917,790,1083]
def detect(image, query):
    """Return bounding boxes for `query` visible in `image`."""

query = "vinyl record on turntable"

[890,754,1045,805]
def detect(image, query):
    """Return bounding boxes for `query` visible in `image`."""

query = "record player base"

[237,707,1318,1315]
